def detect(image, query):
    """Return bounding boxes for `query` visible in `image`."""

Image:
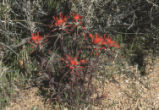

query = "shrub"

[27,11,119,106]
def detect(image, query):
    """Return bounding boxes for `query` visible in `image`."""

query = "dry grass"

[91,56,159,109]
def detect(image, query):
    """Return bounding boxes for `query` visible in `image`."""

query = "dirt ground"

[5,56,159,110]
[5,87,52,110]
[91,57,159,110]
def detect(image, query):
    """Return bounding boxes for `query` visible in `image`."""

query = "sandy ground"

[5,57,159,110]
[5,87,52,110]
[91,56,159,110]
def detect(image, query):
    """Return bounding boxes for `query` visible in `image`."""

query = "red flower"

[61,54,86,76]
[67,12,86,32]
[79,59,86,64]
[66,55,77,66]
[28,32,47,53]
[94,34,106,45]
[51,12,74,33]
[88,33,119,48]
[89,33,95,41]
[106,37,113,46]
[84,33,119,56]
[88,33,106,45]
[106,37,119,48]
[31,32,44,45]
[52,12,67,27]
[113,43,120,48]
[72,12,83,22]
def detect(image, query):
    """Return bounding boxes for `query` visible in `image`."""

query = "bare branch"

[0,42,18,55]
[146,0,159,8]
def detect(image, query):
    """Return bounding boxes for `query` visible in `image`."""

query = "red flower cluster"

[28,11,120,77]
[49,12,71,33]
[61,54,86,76]
[52,12,67,27]
[28,32,47,52]
[49,12,119,75]
[50,12,86,33]
[72,12,83,22]
[71,12,86,31]
[83,33,119,56]
[89,33,119,48]
[106,37,119,48]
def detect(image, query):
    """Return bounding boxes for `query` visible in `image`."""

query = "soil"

[91,56,159,109]
[5,87,52,110]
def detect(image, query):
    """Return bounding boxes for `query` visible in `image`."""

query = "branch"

[11,37,31,49]
[146,0,159,8]
[0,42,18,55]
